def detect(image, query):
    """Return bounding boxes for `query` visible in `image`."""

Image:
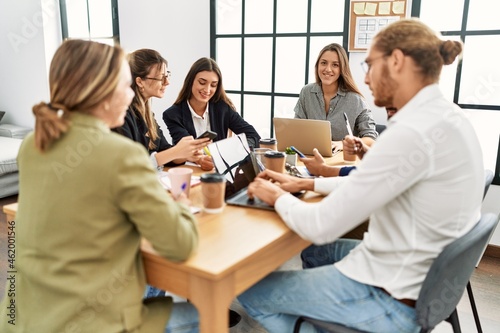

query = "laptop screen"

[207,133,263,199]
[274,117,333,157]
[223,153,263,199]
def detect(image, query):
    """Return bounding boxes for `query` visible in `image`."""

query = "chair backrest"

[416,213,499,331]
[484,169,494,199]
[375,124,386,135]
[493,134,500,185]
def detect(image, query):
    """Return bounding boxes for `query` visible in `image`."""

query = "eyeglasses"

[144,71,171,84]
[361,55,387,74]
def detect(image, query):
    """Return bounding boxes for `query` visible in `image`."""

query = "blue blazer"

[163,100,261,148]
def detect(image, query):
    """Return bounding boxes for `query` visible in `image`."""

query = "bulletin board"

[348,0,409,52]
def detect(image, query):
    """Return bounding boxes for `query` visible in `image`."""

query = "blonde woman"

[0,40,200,333]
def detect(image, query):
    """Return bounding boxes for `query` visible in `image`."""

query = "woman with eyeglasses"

[113,49,214,171]
[163,57,261,149]
[295,43,378,152]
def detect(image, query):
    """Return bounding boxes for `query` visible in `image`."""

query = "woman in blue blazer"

[163,57,261,149]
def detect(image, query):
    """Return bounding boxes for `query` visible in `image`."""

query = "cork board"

[348,0,409,52]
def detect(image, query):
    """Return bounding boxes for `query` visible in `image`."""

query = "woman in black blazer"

[163,57,261,149]
[114,49,213,170]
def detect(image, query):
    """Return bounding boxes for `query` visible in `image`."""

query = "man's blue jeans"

[237,239,419,333]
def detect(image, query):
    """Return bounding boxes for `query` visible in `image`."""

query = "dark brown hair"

[174,57,235,110]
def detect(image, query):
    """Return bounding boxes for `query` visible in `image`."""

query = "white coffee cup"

[168,167,193,198]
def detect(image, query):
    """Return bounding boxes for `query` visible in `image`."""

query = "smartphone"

[196,130,217,140]
[289,145,305,158]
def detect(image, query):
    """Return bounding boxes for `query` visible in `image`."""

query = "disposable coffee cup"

[264,151,286,173]
[343,150,356,164]
[253,148,271,167]
[259,138,277,151]
[168,167,193,198]
[200,173,226,213]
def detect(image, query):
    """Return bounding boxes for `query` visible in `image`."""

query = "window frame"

[59,0,120,45]
[211,0,500,138]
[210,0,351,136]
[412,0,500,111]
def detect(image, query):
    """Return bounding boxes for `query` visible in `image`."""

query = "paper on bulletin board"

[392,1,405,14]
[378,2,391,14]
[354,16,399,49]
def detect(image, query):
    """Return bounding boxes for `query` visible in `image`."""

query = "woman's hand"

[196,154,214,171]
[172,192,191,207]
[342,136,369,160]
[174,136,211,160]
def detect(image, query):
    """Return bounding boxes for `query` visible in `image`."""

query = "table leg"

[188,273,235,333]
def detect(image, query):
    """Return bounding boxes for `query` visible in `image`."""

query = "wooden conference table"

[3,152,351,333]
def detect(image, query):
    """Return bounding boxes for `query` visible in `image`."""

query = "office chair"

[483,169,494,199]
[464,169,496,332]
[375,124,386,135]
[293,213,500,333]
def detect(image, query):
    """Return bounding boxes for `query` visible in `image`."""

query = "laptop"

[274,117,333,157]
[207,133,274,211]
[0,111,5,122]
[224,152,275,211]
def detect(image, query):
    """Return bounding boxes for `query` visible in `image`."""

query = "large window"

[415,0,500,110]
[211,0,348,138]
[60,0,120,45]
[212,0,500,139]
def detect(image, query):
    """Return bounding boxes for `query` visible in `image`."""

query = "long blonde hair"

[33,39,125,152]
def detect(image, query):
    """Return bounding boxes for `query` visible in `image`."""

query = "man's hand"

[300,148,326,176]
[247,178,286,206]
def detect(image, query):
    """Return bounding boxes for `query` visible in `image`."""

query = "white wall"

[0,0,210,135]
[0,0,61,128]
[118,0,210,140]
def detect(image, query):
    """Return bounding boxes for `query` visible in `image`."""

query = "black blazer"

[112,107,184,167]
[163,100,261,148]
[113,106,173,154]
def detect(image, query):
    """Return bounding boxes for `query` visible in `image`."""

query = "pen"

[343,112,358,152]
[343,112,354,137]
[203,146,211,156]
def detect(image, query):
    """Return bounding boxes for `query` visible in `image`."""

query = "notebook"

[273,117,333,157]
